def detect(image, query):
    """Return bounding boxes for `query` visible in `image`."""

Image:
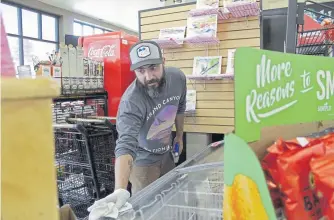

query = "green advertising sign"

[235,48,334,142]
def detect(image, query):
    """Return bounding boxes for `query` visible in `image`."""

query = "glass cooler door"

[118,141,224,220]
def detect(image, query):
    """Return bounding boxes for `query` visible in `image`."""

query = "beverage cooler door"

[79,32,138,117]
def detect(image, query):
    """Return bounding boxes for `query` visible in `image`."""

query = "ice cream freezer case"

[118,141,225,220]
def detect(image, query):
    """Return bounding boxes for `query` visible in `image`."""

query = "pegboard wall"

[139,1,260,134]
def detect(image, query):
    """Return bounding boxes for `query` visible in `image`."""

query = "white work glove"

[88,189,130,211]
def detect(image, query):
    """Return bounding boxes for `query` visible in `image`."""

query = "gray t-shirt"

[115,67,187,166]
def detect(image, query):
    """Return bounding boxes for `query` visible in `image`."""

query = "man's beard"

[141,71,166,98]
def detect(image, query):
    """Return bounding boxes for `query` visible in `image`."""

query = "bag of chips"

[276,138,327,220]
[263,138,312,185]
[223,174,269,220]
[310,153,334,220]
[262,134,334,219]
[321,132,334,154]
[262,137,313,209]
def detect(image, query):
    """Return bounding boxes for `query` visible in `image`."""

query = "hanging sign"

[234,47,334,142]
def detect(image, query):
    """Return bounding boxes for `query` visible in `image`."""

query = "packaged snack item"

[263,138,310,182]
[262,138,313,209]
[310,153,334,220]
[223,174,269,220]
[265,178,282,209]
[322,132,334,154]
[276,139,326,220]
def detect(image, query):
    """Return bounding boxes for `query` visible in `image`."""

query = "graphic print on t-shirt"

[146,105,177,145]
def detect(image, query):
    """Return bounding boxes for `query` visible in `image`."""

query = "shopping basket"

[66,118,117,197]
[54,123,100,218]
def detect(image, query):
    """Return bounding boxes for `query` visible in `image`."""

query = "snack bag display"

[223,174,269,220]
[264,178,282,209]
[276,139,327,220]
[263,138,310,183]
[261,137,314,210]
[321,132,334,154]
[310,153,334,220]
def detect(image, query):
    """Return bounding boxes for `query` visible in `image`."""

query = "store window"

[1,1,59,75]
[73,21,112,36]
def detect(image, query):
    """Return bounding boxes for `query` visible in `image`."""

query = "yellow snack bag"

[224,174,269,220]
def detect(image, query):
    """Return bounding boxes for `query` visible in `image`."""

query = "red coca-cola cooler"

[78,32,138,117]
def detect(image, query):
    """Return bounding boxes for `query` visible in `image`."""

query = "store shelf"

[189,7,220,17]
[152,38,184,49]
[53,91,109,120]
[186,73,234,80]
[189,7,229,20]
[225,2,260,18]
[53,91,108,102]
[219,8,231,20]
[184,35,220,46]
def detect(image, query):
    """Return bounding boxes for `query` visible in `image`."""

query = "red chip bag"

[262,138,313,209]
[322,132,334,154]
[263,138,312,184]
[277,139,326,220]
[265,178,283,209]
[310,152,334,219]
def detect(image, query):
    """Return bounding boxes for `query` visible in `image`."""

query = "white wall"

[5,0,138,42]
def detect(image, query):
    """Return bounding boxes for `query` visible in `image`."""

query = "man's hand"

[173,136,183,155]
[174,113,184,155]
[88,189,130,211]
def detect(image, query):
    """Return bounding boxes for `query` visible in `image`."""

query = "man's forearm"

[115,154,133,190]
[175,113,185,138]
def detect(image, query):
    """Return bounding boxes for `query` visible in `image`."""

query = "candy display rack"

[225,1,260,18]
[152,38,184,49]
[219,8,231,20]
[184,35,220,47]
[187,73,234,90]
[189,7,230,20]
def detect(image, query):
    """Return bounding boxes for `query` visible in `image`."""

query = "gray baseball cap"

[129,41,163,71]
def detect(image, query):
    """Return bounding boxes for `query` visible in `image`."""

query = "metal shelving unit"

[285,0,334,56]
[52,91,108,124]
[53,91,108,116]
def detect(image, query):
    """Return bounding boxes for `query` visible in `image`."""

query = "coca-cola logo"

[88,44,116,58]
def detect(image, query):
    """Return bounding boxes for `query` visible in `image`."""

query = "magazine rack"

[189,7,230,20]
[184,35,220,46]
[225,1,260,18]
[219,8,231,20]
[152,38,184,49]
[187,73,234,90]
